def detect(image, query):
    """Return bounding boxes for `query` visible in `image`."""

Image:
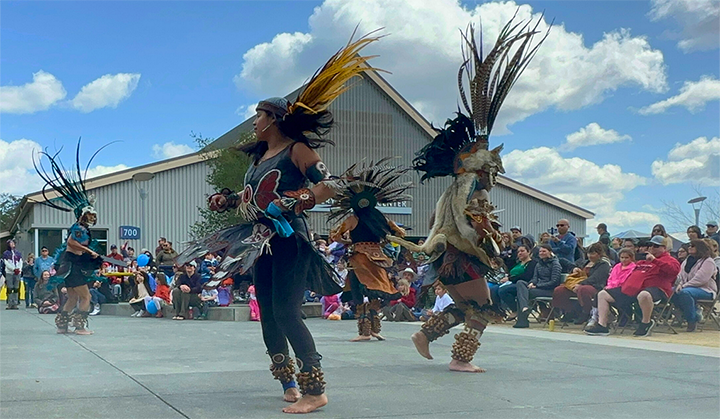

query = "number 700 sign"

[119,226,141,240]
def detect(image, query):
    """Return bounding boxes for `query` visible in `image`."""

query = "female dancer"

[178,32,382,414]
[328,160,412,341]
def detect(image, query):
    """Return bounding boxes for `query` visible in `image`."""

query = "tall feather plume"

[32,138,113,216]
[288,27,387,115]
[459,12,551,147]
[328,158,413,225]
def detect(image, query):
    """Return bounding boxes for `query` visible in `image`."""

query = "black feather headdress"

[33,139,112,221]
[414,13,550,182]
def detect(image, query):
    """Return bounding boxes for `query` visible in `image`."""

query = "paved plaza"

[1,308,719,419]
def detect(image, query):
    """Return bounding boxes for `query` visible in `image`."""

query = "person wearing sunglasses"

[550,219,578,263]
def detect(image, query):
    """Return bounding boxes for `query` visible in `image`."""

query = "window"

[91,229,108,256]
[37,229,63,255]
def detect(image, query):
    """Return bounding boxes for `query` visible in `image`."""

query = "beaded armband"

[280,188,316,216]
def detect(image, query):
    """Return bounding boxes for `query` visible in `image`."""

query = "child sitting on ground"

[198,283,218,320]
[248,284,260,321]
[144,273,170,318]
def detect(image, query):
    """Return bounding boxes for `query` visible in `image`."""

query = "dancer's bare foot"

[282,394,328,414]
[371,332,385,341]
[449,359,485,373]
[350,335,371,342]
[411,332,432,359]
[283,387,301,402]
[56,329,68,334]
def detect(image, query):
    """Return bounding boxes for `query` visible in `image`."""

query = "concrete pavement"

[1,307,718,419]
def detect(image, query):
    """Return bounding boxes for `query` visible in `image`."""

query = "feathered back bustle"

[329,157,413,225]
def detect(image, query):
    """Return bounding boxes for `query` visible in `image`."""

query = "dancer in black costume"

[177,31,383,414]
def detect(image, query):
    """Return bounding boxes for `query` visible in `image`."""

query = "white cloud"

[563,123,631,150]
[152,142,194,160]
[651,136,720,185]
[234,0,667,131]
[85,164,129,179]
[649,0,720,52]
[600,211,662,229]
[235,102,259,121]
[0,71,67,114]
[503,146,648,227]
[71,73,141,113]
[638,76,720,115]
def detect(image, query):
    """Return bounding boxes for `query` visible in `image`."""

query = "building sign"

[308,199,412,215]
[119,226,141,240]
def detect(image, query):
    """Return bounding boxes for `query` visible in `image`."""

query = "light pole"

[688,196,707,228]
[132,172,155,251]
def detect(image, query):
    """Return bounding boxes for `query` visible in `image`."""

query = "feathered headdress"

[257,27,385,120]
[414,14,550,182]
[33,139,110,222]
[328,158,413,225]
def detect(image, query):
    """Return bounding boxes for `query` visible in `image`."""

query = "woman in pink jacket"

[587,248,636,328]
[671,239,718,332]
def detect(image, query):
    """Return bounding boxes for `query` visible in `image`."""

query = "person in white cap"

[705,221,720,247]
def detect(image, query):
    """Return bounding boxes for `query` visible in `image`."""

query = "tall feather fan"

[413,13,550,182]
[459,12,551,147]
[328,157,413,225]
[288,27,387,116]
[32,138,114,217]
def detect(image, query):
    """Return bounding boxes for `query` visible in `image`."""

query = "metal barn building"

[9,69,592,257]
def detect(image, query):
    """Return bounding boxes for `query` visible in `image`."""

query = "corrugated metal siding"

[491,185,587,240]
[18,76,588,251]
[31,161,214,251]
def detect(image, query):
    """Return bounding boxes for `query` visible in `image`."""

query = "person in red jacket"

[586,235,681,337]
[382,277,417,322]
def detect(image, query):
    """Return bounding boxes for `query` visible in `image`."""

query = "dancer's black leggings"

[254,234,321,372]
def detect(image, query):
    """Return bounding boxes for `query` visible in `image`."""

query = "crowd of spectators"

[3,219,718,339]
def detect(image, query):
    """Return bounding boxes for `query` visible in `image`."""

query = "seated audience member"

[586,235,681,337]
[671,239,718,331]
[704,238,720,271]
[676,244,689,264]
[611,237,622,251]
[321,293,341,319]
[532,233,551,259]
[651,224,673,249]
[89,271,114,315]
[248,284,260,321]
[171,262,202,320]
[550,219,577,263]
[198,283,218,320]
[635,240,650,262]
[304,290,320,303]
[513,244,562,328]
[200,253,218,284]
[622,238,636,251]
[34,270,59,314]
[510,226,524,247]
[499,232,517,270]
[485,257,507,313]
[498,245,537,319]
[129,272,154,317]
[705,221,720,247]
[383,279,417,322]
[686,225,703,241]
[552,243,611,324]
[587,248,636,327]
[420,283,454,322]
[144,272,170,318]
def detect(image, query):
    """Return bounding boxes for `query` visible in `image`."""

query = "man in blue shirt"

[550,219,577,262]
[33,246,56,278]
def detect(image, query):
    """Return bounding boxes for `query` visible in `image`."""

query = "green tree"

[189,132,253,239]
[0,193,22,232]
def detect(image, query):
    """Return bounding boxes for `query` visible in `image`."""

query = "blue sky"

[2,0,718,239]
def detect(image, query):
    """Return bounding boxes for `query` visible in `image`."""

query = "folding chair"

[696,292,720,331]
[651,289,678,334]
